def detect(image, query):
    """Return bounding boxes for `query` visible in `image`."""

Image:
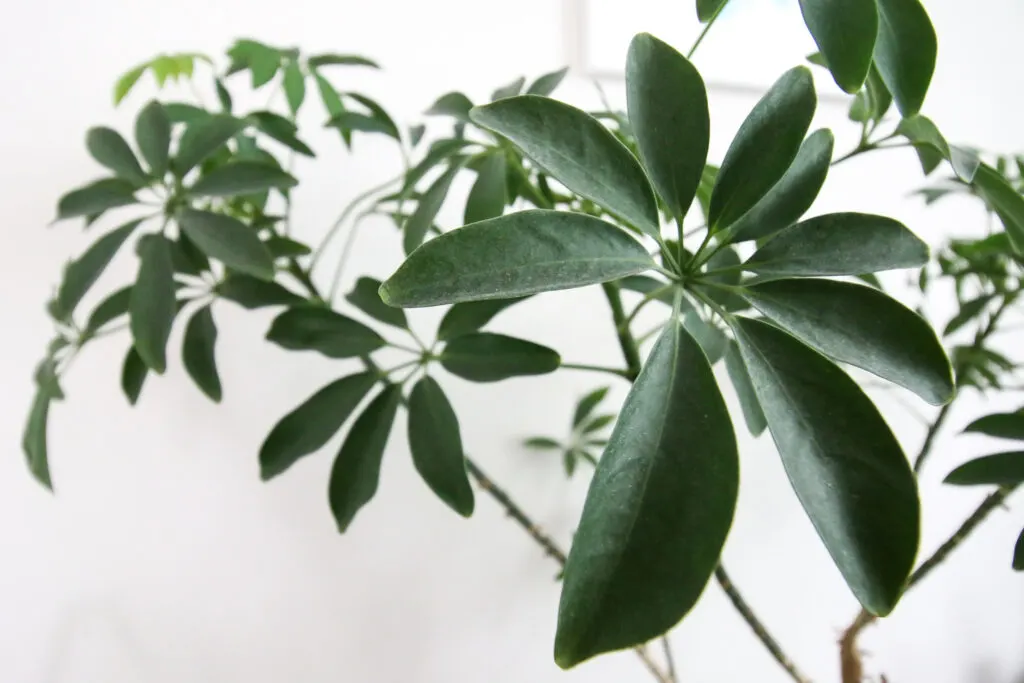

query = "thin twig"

[661,636,678,683]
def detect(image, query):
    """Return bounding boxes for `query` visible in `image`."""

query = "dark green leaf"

[799,0,878,92]
[426,92,474,121]
[189,161,297,197]
[114,64,147,105]
[873,0,936,115]
[554,321,737,667]
[402,139,478,193]
[409,124,426,146]
[327,111,397,139]
[245,44,280,88]
[972,164,1024,253]
[23,390,53,490]
[437,297,529,341]
[408,376,475,516]
[329,384,402,532]
[215,79,232,112]
[464,153,507,224]
[56,219,140,319]
[725,340,767,436]
[441,332,559,382]
[57,178,138,220]
[130,234,176,373]
[217,274,304,309]
[121,346,148,405]
[742,279,953,405]
[943,294,994,336]
[573,387,609,428]
[865,66,893,122]
[403,161,463,254]
[700,247,748,312]
[682,312,727,364]
[264,236,311,258]
[177,209,275,280]
[380,211,654,308]
[618,275,678,307]
[944,452,1024,487]
[491,76,525,101]
[33,358,63,400]
[135,101,171,176]
[710,67,817,231]
[86,127,147,183]
[283,61,305,115]
[182,305,221,402]
[963,412,1024,441]
[164,102,210,124]
[308,54,379,69]
[1014,528,1023,571]
[745,213,927,276]
[346,276,408,329]
[345,92,401,140]
[625,33,709,223]
[85,286,133,333]
[730,317,918,615]
[266,307,385,358]
[527,67,569,96]
[260,372,378,480]
[251,111,316,157]
[582,414,615,434]
[524,437,561,451]
[696,0,728,21]
[174,115,244,176]
[896,115,979,182]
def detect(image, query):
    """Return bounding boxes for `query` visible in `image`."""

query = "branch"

[602,281,643,380]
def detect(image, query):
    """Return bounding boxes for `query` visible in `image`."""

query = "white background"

[1,1,1023,682]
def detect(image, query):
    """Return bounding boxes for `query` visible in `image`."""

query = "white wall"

[1,1,1022,682]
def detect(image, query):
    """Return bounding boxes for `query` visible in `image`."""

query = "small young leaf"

[464,153,508,224]
[896,115,979,182]
[944,452,1024,487]
[573,387,610,428]
[972,164,1024,253]
[266,307,385,358]
[725,341,767,436]
[582,414,615,434]
[731,317,919,616]
[182,305,221,402]
[174,115,244,176]
[135,101,171,176]
[57,178,138,220]
[441,332,560,382]
[188,161,297,197]
[741,279,953,405]
[23,389,53,490]
[260,372,378,480]
[625,33,709,222]
[283,61,306,115]
[555,322,737,667]
[873,0,937,116]
[403,161,463,254]
[963,412,1024,441]
[471,96,659,236]
[217,274,304,309]
[526,67,569,96]
[491,76,526,101]
[130,235,176,373]
[177,209,275,280]
[745,213,927,276]
[524,437,562,451]
[426,92,475,121]
[56,219,140,318]
[114,64,147,105]
[307,54,379,69]
[346,277,408,329]
[121,346,148,405]
[696,0,728,21]
[710,67,817,231]
[799,0,878,93]
[380,211,654,308]
[437,297,529,341]
[408,376,475,517]
[86,127,147,183]
[85,286,133,333]
[329,384,402,532]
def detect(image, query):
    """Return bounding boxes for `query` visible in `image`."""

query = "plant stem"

[912,402,952,473]
[688,3,727,59]
[310,174,402,272]
[661,636,678,683]
[601,282,643,380]
[561,362,633,380]
[715,566,812,683]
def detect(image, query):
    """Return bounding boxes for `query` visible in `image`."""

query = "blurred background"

[2,0,1023,681]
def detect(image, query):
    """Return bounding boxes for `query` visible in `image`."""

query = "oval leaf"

[464,153,508,225]
[381,211,654,308]
[710,67,817,231]
[724,340,767,436]
[404,161,463,254]
[283,61,306,115]
[441,332,559,383]
[266,307,385,358]
[944,452,1024,487]
[135,101,171,177]
[554,321,738,667]
[121,346,148,406]
[745,212,927,276]
[182,305,222,402]
[741,279,953,405]
[86,127,147,183]
[329,384,402,532]
[174,115,244,176]
[963,412,1024,441]
[730,316,919,615]
[57,178,138,220]
[472,96,659,236]
[189,161,297,197]
[408,376,475,517]
[873,0,937,116]
[346,277,408,329]
[437,297,529,341]
[217,275,304,310]
[526,67,569,96]
[177,209,275,280]
[130,235,177,373]
[972,164,1024,253]
[260,372,378,480]
[799,0,878,92]
[56,219,140,318]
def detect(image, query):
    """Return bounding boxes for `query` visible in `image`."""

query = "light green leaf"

[260,372,378,480]
[472,96,659,236]
[464,153,507,225]
[380,210,654,308]
[188,161,297,197]
[745,213,927,276]
[725,341,767,436]
[87,127,148,184]
[114,64,147,105]
[436,297,529,341]
[972,164,1024,253]
[710,67,816,231]
[329,384,402,532]
[23,389,53,490]
[130,235,177,373]
[625,33,709,223]
[174,115,244,176]
[408,376,475,517]
[426,92,475,121]
[404,161,463,254]
[248,46,281,88]
[266,307,385,358]
[346,276,408,329]
[55,219,140,319]
[963,412,1024,441]
[730,316,919,615]
[217,274,304,309]
[799,0,878,92]
[873,0,937,116]
[177,209,275,280]
[283,61,306,115]
[135,101,171,177]
[56,178,138,220]
[696,0,728,21]
[573,387,610,428]
[121,346,148,405]
[896,115,979,182]
[182,305,221,402]
[944,452,1024,487]
[527,67,569,96]
[441,332,560,383]
[555,321,737,667]
[741,279,953,405]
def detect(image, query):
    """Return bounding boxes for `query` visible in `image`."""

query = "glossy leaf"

[555,321,737,667]
[23,389,53,489]
[710,67,817,231]
[135,101,171,176]
[121,346,148,405]
[55,219,140,318]
[86,127,147,183]
[189,161,297,197]
[963,412,1024,441]
[972,164,1024,253]
[266,307,385,358]
[57,178,138,220]
[130,235,176,373]
[177,209,275,280]
[573,387,610,428]
[329,384,402,532]
[441,333,559,383]
[741,279,953,405]
[873,0,937,116]
[217,274,303,309]
[730,317,919,615]
[174,115,244,176]
[745,213,927,276]
[944,452,1024,487]
[283,61,305,115]
[404,161,463,254]
[182,305,221,402]
[436,297,528,341]
[527,67,569,96]
[408,376,475,517]
[472,96,659,236]
[696,0,728,21]
[896,115,979,182]
[380,211,654,308]
[260,372,378,480]
[725,340,767,436]
[625,34,709,222]
[346,276,408,329]
[464,153,507,224]
[426,92,474,121]
[799,0,877,92]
